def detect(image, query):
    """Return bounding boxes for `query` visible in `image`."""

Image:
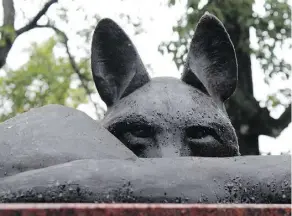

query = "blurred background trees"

[0,0,291,155]
[0,0,105,121]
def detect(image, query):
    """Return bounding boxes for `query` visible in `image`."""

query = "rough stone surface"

[0,104,137,178]
[0,155,290,203]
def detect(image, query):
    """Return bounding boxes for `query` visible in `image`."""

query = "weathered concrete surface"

[0,156,290,203]
[0,104,137,178]
[0,204,291,216]
[0,105,290,204]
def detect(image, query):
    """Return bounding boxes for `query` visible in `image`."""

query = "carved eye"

[185,126,217,142]
[129,127,153,138]
[107,121,155,141]
[187,128,207,139]
[107,121,155,156]
[126,141,147,156]
[123,125,155,157]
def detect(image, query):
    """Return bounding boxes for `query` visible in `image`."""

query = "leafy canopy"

[0,37,94,122]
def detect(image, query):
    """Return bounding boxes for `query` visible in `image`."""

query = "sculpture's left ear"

[182,12,238,103]
[91,18,150,107]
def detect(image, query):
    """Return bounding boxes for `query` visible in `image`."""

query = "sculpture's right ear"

[91,18,150,107]
[182,12,238,104]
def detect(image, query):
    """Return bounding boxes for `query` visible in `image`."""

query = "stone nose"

[159,145,181,157]
[157,131,191,158]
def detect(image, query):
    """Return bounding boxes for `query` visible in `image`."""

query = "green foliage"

[0,25,16,46]
[0,37,92,122]
[253,0,291,80]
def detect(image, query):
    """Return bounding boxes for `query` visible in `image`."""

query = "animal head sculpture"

[91,12,240,158]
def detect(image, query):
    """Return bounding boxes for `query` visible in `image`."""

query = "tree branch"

[36,24,104,118]
[258,104,291,137]
[230,87,291,138]
[0,0,57,69]
[16,0,58,36]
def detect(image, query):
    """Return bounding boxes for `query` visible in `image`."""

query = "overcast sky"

[1,0,291,154]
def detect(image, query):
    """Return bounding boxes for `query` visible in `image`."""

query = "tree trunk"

[0,0,15,68]
[221,2,260,155]
[217,1,291,155]
[2,0,15,26]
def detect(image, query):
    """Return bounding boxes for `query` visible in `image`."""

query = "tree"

[0,0,57,68]
[0,0,107,120]
[0,0,148,121]
[0,38,94,121]
[160,0,291,155]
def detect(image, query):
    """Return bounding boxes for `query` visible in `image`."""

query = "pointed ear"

[91,18,150,107]
[182,12,238,102]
